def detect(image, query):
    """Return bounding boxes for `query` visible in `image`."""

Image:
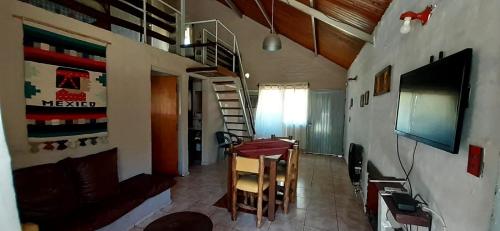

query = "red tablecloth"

[234,139,294,160]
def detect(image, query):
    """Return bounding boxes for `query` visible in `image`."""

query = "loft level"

[20,0,179,48]
[181,41,240,75]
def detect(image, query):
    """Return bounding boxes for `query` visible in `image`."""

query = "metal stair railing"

[234,39,255,136]
[183,20,255,136]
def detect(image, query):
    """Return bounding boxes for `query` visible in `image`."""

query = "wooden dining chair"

[276,148,295,213]
[289,144,300,203]
[231,153,269,227]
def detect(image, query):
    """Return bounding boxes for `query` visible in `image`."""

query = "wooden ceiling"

[217,0,392,69]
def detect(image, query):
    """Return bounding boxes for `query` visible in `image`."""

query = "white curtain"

[255,83,309,146]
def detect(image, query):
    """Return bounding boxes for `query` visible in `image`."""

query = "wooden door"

[151,76,178,175]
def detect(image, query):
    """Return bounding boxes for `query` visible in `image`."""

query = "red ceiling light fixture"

[399,5,434,34]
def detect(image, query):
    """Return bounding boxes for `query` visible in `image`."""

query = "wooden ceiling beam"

[310,0,318,55]
[224,0,243,18]
[279,0,372,43]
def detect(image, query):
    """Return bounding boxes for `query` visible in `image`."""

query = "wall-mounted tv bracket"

[467,84,471,108]
[430,51,445,63]
[439,51,444,59]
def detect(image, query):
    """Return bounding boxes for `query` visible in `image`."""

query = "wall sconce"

[346,76,358,86]
[399,5,434,34]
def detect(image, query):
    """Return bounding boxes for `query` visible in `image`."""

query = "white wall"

[0,2,22,229]
[0,1,202,180]
[345,0,500,230]
[492,159,500,231]
[185,0,347,91]
[201,79,225,165]
[0,105,21,231]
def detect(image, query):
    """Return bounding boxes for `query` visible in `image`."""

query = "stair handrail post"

[142,0,147,43]
[236,82,253,139]
[232,33,236,73]
[175,12,180,53]
[177,0,186,55]
[202,28,207,65]
[215,21,218,68]
[234,39,255,135]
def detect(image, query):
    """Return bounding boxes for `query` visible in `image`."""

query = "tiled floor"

[130,154,372,231]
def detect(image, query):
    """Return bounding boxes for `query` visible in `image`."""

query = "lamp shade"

[263,33,281,51]
[400,17,411,34]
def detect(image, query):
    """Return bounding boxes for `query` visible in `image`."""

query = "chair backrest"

[271,134,293,140]
[235,155,260,174]
[291,145,300,178]
[293,144,300,162]
[216,131,228,145]
[286,149,295,176]
[216,131,242,147]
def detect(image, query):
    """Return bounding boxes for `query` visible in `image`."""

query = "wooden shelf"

[382,195,431,227]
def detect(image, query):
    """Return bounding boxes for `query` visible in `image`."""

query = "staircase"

[185,69,255,141]
[212,78,254,140]
[184,20,255,140]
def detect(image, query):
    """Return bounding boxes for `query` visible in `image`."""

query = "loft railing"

[182,20,255,135]
[20,0,184,54]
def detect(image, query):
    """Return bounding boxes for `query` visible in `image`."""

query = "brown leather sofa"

[13,148,176,231]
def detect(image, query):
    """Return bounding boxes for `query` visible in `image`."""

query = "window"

[254,83,309,139]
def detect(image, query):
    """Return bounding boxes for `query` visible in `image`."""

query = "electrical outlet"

[467,145,483,177]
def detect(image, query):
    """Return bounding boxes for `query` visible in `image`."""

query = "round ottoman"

[144,211,213,231]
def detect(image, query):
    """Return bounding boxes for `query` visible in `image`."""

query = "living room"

[1,0,500,231]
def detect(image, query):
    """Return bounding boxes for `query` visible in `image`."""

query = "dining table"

[227,138,296,221]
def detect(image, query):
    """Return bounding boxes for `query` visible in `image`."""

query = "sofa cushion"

[120,173,176,199]
[43,174,176,231]
[148,174,177,197]
[13,163,79,224]
[69,148,119,205]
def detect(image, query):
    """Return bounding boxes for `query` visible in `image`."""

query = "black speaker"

[348,143,363,184]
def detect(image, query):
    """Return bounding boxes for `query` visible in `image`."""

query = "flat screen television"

[395,48,472,154]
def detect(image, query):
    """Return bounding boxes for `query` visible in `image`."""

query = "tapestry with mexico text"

[23,24,108,152]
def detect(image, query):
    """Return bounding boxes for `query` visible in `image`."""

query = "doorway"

[188,77,202,167]
[306,90,345,155]
[151,75,178,175]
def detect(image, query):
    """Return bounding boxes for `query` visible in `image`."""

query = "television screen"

[395,48,472,154]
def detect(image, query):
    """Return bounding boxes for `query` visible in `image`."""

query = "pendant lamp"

[263,0,281,51]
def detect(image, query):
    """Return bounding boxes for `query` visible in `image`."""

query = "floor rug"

[144,211,212,231]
